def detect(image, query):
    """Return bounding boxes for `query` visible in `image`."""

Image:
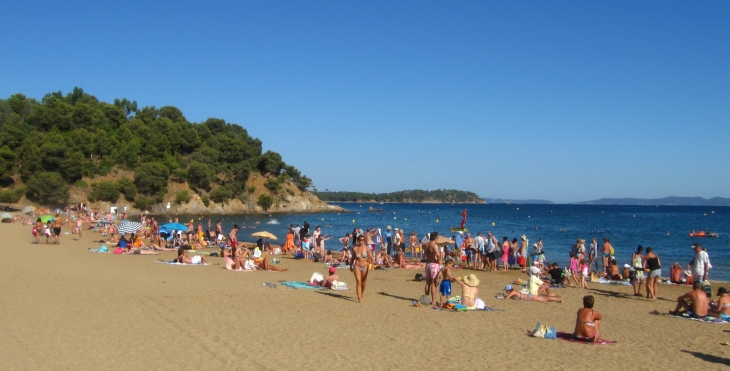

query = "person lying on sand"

[504,285,561,303]
[254,252,288,272]
[315,267,339,288]
[573,295,602,342]
[394,250,423,269]
[708,287,730,321]
[176,248,210,265]
[670,281,708,318]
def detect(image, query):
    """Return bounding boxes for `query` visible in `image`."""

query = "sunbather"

[453,274,480,310]
[573,295,602,342]
[504,285,561,303]
[254,252,288,272]
[176,248,210,264]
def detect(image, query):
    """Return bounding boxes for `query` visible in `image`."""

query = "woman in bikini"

[708,287,730,321]
[632,246,646,297]
[350,235,373,303]
[573,295,602,342]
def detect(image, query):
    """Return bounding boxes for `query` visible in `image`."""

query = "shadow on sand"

[681,350,730,366]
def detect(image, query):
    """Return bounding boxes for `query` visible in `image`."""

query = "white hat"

[394,228,399,231]
[386,226,391,230]
[529,266,541,275]
[458,231,463,235]
[624,264,630,268]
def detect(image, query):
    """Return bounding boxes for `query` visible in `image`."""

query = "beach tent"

[39,215,55,223]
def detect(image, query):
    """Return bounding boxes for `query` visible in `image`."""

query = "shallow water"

[157,203,730,281]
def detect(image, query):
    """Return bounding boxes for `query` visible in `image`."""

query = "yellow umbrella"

[251,231,278,240]
[435,236,455,246]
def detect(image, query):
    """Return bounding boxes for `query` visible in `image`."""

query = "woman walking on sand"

[632,246,646,297]
[350,234,373,303]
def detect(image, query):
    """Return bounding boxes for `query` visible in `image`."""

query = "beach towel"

[280,281,321,290]
[525,331,617,345]
[650,310,729,323]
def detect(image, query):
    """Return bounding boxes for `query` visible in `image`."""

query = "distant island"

[314,189,486,203]
[482,198,554,204]
[574,196,730,206]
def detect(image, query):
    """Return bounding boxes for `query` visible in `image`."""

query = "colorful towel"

[525,331,617,345]
[280,281,321,290]
[650,310,729,323]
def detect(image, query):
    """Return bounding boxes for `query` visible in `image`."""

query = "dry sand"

[1,221,729,370]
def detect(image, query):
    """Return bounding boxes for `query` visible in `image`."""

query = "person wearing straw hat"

[454,274,480,310]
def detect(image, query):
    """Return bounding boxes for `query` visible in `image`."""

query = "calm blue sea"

[168,203,730,281]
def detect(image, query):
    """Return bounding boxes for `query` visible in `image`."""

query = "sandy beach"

[1,221,729,370]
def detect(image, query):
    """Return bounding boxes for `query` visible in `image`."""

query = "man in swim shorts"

[423,231,440,306]
[670,281,708,318]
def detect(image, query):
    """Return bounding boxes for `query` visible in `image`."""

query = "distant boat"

[689,230,718,237]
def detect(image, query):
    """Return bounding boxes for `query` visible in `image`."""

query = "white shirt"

[692,250,710,279]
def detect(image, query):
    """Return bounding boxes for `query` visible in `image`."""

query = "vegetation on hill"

[314,189,485,203]
[0,88,311,207]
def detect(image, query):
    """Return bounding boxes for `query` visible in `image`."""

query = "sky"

[1,1,728,203]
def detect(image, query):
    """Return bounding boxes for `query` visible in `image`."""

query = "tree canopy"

[0,88,312,205]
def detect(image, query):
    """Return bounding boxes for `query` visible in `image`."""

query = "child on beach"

[439,259,455,308]
[579,259,588,289]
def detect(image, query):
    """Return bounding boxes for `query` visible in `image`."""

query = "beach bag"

[531,323,557,339]
[414,273,424,282]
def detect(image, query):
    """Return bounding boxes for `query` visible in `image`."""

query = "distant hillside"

[483,198,554,204]
[315,189,486,203]
[574,197,730,206]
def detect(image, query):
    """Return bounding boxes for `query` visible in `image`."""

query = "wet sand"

[1,221,729,370]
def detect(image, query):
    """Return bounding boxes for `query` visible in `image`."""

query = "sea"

[165,203,730,281]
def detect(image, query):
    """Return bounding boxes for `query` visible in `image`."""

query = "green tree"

[257,194,273,211]
[90,181,120,202]
[0,145,16,186]
[26,172,69,204]
[175,190,191,204]
[187,161,211,190]
[256,151,284,176]
[209,187,232,204]
[117,177,137,201]
[134,162,170,196]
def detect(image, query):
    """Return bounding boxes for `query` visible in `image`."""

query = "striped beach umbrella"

[117,221,143,235]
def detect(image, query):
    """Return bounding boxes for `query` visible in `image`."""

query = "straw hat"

[577,238,585,244]
[463,274,480,287]
[520,235,527,241]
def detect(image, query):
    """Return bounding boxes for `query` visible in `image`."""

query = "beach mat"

[280,281,321,290]
[650,310,729,323]
[525,331,617,345]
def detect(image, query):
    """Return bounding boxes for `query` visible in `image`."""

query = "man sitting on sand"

[708,287,730,321]
[670,281,709,319]
[573,295,602,342]
[504,285,562,303]
[528,266,554,297]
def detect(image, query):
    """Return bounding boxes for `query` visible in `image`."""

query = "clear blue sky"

[1,1,728,203]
